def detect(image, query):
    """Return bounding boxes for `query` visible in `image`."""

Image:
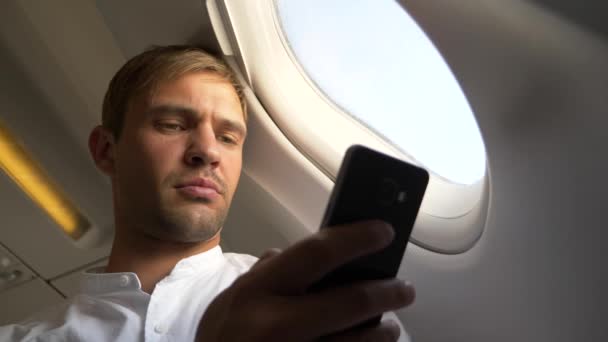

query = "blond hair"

[102,45,246,140]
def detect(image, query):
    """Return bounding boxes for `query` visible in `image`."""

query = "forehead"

[149,72,242,111]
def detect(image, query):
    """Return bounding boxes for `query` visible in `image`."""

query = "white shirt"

[0,246,257,342]
[0,246,410,342]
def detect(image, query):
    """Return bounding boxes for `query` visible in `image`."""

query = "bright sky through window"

[276,0,486,185]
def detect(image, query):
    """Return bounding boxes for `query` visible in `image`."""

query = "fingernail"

[401,280,416,304]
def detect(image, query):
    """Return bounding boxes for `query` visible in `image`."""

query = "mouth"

[175,177,222,200]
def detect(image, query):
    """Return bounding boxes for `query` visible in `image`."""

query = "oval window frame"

[208,0,490,253]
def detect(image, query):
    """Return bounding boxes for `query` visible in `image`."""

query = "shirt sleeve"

[0,322,58,342]
[0,323,32,341]
[0,301,70,341]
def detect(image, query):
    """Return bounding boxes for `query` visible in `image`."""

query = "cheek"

[141,134,183,177]
[223,151,243,196]
[119,131,182,186]
[144,137,174,161]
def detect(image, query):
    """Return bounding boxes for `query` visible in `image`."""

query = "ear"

[89,125,116,176]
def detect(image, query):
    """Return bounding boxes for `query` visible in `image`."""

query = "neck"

[105,227,220,293]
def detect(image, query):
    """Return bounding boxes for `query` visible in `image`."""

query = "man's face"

[111,72,246,243]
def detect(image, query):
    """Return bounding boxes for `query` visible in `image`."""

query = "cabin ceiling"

[94,0,220,58]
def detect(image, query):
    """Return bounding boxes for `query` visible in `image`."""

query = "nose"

[184,124,220,168]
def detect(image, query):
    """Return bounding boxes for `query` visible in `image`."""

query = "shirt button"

[119,275,130,287]
[154,323,167,334]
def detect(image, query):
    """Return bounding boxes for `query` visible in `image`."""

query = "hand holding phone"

[310,144,429,328]
[197,145,425,341]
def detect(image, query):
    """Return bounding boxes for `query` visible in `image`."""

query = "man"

[0,46,415,341]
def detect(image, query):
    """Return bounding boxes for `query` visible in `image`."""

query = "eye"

[156,121,185,132]
[218,134,238,145]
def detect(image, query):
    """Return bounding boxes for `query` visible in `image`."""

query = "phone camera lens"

[377,178,399,206]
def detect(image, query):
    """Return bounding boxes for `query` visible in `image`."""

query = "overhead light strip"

[0,121,89,239]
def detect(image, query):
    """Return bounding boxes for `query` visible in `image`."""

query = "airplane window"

[275,0,486,185]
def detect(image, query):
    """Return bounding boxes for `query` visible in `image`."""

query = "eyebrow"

[147,104,247,137]
[148,104,198,118]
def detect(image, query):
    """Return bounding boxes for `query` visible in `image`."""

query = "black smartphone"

[311,144,429,327]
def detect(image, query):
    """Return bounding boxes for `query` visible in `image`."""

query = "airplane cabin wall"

[394,1,607,340]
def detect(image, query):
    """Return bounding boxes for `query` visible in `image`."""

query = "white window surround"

[207,0,490,253]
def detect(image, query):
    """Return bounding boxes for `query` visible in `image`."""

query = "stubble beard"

[124,192,230,244]
[153,197,228,243]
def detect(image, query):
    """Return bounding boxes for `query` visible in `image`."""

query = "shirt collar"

[81,268,142,295]
[80,246,226,295]
[165,245,225,279]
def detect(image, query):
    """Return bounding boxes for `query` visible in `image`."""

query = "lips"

[175,177,222,200]
[176,178,221,192]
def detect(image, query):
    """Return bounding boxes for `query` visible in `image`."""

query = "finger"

[250,248,282,270]
[287,279,415,338]
[320,319,401,342]
[250,220,394,293]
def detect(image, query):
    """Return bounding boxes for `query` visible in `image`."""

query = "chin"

[154,206,226,242]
